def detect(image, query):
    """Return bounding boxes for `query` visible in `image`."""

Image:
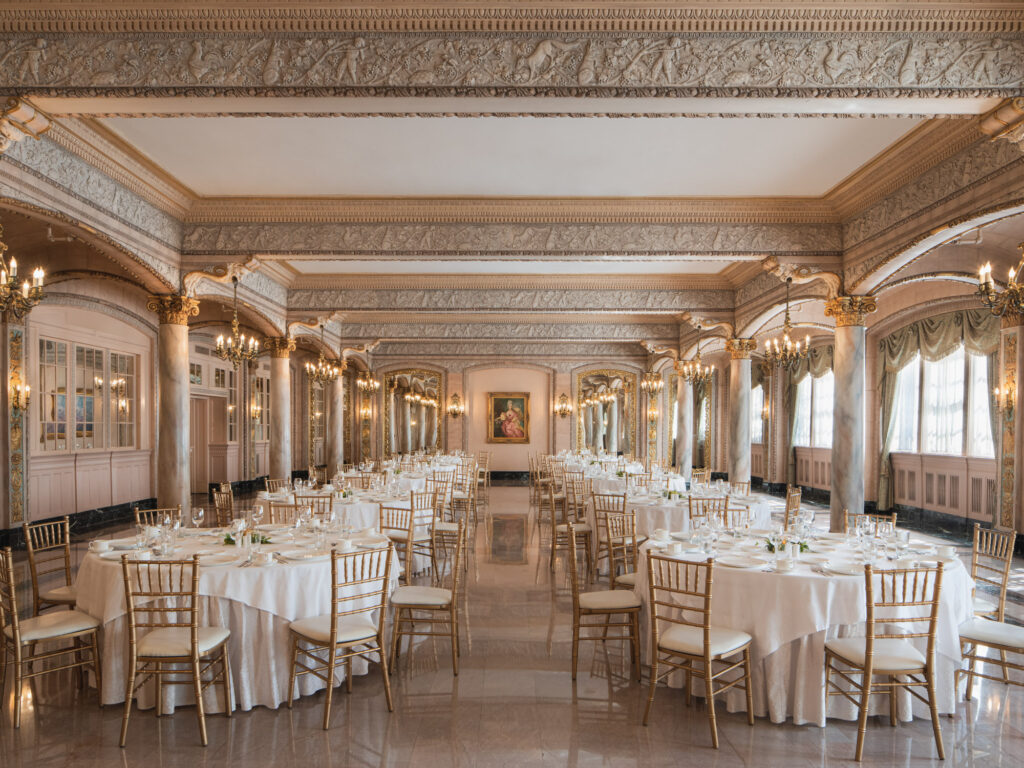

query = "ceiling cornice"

[287,273,735,291]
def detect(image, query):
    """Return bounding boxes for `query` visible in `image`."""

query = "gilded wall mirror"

[574,369,638,455]
[693,374,714,470]
[383,369,444,457]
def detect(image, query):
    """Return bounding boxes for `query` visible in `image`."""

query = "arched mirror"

[574,369,638,455]
[383,368,444,457]
[693,373,715,470]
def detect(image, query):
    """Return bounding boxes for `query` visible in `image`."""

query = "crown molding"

[288,273,734,291]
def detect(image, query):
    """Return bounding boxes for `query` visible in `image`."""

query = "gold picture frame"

[487,392,530,444]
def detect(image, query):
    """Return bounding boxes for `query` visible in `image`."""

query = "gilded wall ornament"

[147,294,200,325]
[824,296,878,327]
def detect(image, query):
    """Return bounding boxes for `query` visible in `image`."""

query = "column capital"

[147,294,199,325]
[725,338,757,359]
[264,336,296,358]
[824,295,877,327]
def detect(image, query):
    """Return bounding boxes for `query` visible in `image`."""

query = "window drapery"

[876,307,999,511]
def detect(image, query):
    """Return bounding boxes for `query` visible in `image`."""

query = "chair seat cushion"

[579,589,641,611]
[386,530,431,543]
[289,614,378,646]
[960,617,1024,649]
[556,523,592,533]
[825,637,926,672]
[5,609,99,644]
[660,623,751,657]
[452,491,469,500]
[391,585,453,607]
[41,584,77,604]
[433,521,459,533]
[973,595,999,616]
[138,626,230,658]
[614,571,637,587]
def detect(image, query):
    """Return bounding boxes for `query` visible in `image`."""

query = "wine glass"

[192,507,205,529]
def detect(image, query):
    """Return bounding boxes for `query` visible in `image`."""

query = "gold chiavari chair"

[782,485,802,530]
[0,547,102,728]
[212,490,234,527]
[606,511,639,589]
[959,525,1021,697]
[287,545,395,728]
[119,554,232,747]
[308,466,327,485]
[453,460,479,525]
[643,553,754,747]
[567,522,641,681]
[476,451,491,503]
[600,458,617,473]
[729,480,750,496]
[428,477,462,575]
[591,492,626,582]
[265,477,290,493]
[844,510,897,536]
[550,481,593,576]
[566,476,592,525]
[724,503,754,531]
[134,505,182,529]
[295,494,333,520]
[535,465,560,530]
[825,563,945,761]
[409,491,439,576]
[341,463,355,473]
[380,500,432,585]
[269,502,304,526]
[689,496,727,524]
[349,472,374,490]
[626,472,652,491]
[390,519,466,675]
[691,467,711,485]
[22,516,76,614]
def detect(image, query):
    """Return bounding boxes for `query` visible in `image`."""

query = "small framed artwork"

[487,392,529,444]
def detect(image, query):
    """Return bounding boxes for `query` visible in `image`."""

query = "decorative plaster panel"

[374,341,648,359]
[0,33,1021,97]
[336,321,679,342]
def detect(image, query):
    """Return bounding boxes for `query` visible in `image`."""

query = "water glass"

[192,507,205,529]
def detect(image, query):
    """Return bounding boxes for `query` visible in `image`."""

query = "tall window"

[253,375,270,441]
[74,346,104,449]
[750,385,764,444]
[792,371,832,448]
[39,339,68,452]
[968,353,995,458]
[311,383,325,445]
[922,346,966,455]
[109,353,136,448]
[792,377,812,447]
[228,370,238,442]
[890,355,920,453]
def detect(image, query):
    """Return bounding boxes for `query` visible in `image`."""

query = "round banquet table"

[585,493,772,543]
[631,537,973,726]
[588,473,687,495]
[75,532,398,713]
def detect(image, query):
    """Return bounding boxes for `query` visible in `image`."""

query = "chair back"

[23,516,73,596]
[691,468,710,485]
[724,503,753,531]
[411,491,436,536]
[0,547,23,645]
[212,490,234,526]
[627,472,652,490]
[426,477,451,521]
[600,459,617,473]
[121,555,201,653]
[265,478,290,493]
[970,523,1017,620]
[606,511,638,583]
[351,472,374,490]
[566,478,590,521]
[730,481,750,496]
[295,494,333,520]
[309,466,327,485]
[269,502,304,526]
[845,511,897,536]
[784,485,802,530]
[329,544,394,641]
[689,496,727,523]
[134,505,182,529]
[863,563,943,666]
[566,522,585,606]
[436,520,467,593]
[647,553,715,658]
[379,505,413,539]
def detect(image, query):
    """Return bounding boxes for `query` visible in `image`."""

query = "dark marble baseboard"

[491,471,529,486]
[207,476,269,501]
[0,497,157,549]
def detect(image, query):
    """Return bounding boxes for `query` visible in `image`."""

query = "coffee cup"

[936,545,956,558]
[254,551,274,566]
[133,550,152,561]
[336,539,355,553]
[776,556,794,572]
[669,542,683,555]
[654,528,669,541]
[89,540,111,553]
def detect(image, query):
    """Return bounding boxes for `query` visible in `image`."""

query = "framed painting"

[487,392,530,444]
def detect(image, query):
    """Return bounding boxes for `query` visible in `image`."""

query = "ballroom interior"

[1,2,1024,766]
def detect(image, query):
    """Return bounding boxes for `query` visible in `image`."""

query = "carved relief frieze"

[0,33,1021,98]
[336,321,680,342]
[374,341,648,359]
[184,221,840,257]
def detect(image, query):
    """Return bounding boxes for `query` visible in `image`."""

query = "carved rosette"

[725,338,757,360]
[824,296,878,327]
[264,336,296,358]
[146,294,200,325]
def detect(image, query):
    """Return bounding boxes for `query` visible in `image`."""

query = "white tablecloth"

[588,473,687,495]
[631,539,974,725]
[585,493,771,543]
[75,535,397,713]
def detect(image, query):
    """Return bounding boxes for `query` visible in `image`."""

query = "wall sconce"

[447,393,465,419]
[762,403,770,420]
[250,403,262,419]
[93,375,104,391]
[118,397,129,416]
[994,378,1016,419]
[9,378,29,412]
[647,404,659,422]
[359,403,373,420]
[554,393,572,419]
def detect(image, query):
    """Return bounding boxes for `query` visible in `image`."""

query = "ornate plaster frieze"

[0,32,1020,98]
[374,340,648,359]
[184,220,840,257]
[336,321,680,342]
[290,286,733,314]
[761,255,843,298]
[0,98,49,155]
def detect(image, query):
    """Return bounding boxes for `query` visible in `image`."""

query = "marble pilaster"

[608,398,619,455]
[676,374,693,480]
[825,295,877,532]
[327,370,345,474]
[594,402,605,452]
[997,312,1023,531]
[147,294,199,514]
[265,337,295,480]
[1,312,27,528]
[402,395,412,454]
[726,339,756,485]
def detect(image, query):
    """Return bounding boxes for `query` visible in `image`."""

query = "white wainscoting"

[794,446,832,492]
[208,443,240,485]
[254,441,269,477]
[28,450,153,521]
[751,443,765,478]
[890,453,997,522]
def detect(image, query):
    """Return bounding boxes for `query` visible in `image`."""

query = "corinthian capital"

[263,336,296,358]
[147,294,199,326]
[824,296,877,327]
[725,338,757,359]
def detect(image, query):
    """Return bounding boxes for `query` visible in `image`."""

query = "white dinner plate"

[669,531,692,542]
[717,555,768,569]
[802,554,831,565]
[197,552,243,567]
[817,532,850,542]
[98,550,130,561]
[277,549,332,563]
[107,537,142,550]
[915,556,959,567]
[825,561,864,576]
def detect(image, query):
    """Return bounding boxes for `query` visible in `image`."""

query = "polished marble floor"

[3,486,1023,767]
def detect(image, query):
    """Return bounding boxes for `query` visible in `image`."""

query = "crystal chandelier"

[978,242,1024,318]
[764,277,809,369]
[0,223,44,319]
[640,370,664,395]
[356,370,381,392]
[678,325,713,384]
[305,325,340,385]
[215,275,260,369]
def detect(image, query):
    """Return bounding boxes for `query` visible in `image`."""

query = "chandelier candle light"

[764,277,809,369]
[978,242,1024,318]
[678,325,714,384]
[640,370,664,395]
[305,325,340,385]
[215,275,260,369]
[0,223,44,319]
[357,370,381,392]
[447,393,465,418]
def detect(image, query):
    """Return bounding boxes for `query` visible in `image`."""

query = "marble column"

[583,406,593,450]
[327,369,345,474]
[607,397,619,454]
[147,295,199,514]
[402,395,412,454]
[0,312,27,528]
[825,296,878,532]
[388,387,398,456]
[726,339,756,485]
[676,373,693,481]
[417,401,427,450]
[264,337,295,480]
[594,402,605,452]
